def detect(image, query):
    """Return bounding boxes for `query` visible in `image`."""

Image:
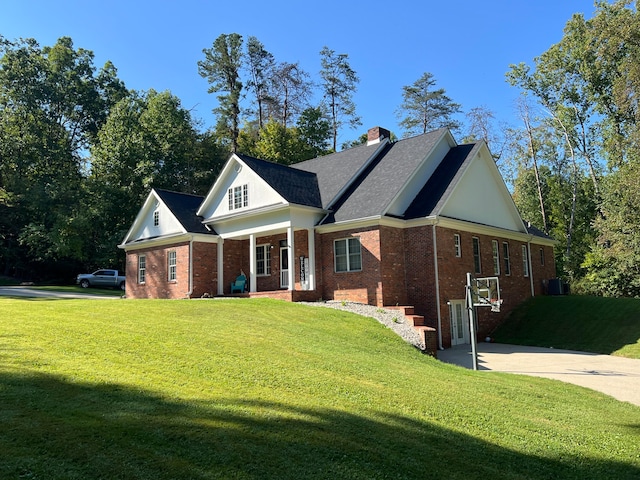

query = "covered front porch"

[213,223,319,298]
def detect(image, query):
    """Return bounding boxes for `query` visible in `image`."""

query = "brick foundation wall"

[319,227,383,305]
[126,243,191,299]
[435,226,556,347]
[379,226,408,307]
[191,242,218,298]
[404,225,438,328]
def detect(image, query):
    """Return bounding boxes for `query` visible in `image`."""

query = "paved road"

[438,343,640,406]
[0,286,120,300]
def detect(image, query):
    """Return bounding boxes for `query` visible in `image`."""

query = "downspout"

[527,238,534,297]
[432,222,443,350]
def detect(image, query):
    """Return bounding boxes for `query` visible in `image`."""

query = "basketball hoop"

[465,273,504,370]
[470,276,502,312]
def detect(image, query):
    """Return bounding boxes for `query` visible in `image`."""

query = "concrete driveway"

[0,286,120,300]
[438,343,640,406]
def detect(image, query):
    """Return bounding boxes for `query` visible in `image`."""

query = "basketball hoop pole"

[466,272,479,371]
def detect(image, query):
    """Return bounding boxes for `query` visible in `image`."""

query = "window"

[168,250,177,281]
[256,244,271,276]
[492,240,500,275]
[228,184,248,210]
[138,255,146,284]
[153,210,159,227]
[502,242,511,276]
[334,237,362,272]
[472,237,481,274]
[454,234,461,257]
[540,248,545,266]
[522,245,529,277]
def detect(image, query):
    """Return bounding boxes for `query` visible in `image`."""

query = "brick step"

[384,305,415,316]
[405,314,426,327]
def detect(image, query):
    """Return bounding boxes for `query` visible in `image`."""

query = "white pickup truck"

[76,269,126,290]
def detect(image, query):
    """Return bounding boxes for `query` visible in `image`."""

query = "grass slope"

[492,296,640,358]
[1,298,638,479]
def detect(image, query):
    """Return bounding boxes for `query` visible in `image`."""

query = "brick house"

[119,127,556,349]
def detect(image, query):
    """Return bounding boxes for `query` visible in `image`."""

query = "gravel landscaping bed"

[301,300,425,350]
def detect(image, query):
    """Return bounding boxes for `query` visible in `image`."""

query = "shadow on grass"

[0,372,638,480]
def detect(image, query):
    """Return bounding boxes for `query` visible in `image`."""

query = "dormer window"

[228,184,248,210]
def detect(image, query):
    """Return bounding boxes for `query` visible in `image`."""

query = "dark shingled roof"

[403,143,478,219]
[154,189,213,235]
[292,142,383,208]
[237,154,323,209]
[320,129,446,224]
[525,222,553,241]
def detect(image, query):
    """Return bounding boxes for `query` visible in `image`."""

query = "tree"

[396,72,461,137]
[198,33,243,153]
[245,36,274,129]
[0,36,126,280]
[319,46,361,151]
[87,90,221,268]
[296,106,332,158]
[268,61,313,128]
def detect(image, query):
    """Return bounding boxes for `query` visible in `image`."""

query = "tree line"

[0,31,468,282]
[504,0,640,297]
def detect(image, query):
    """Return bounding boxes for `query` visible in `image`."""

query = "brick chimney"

[367,126,391,146]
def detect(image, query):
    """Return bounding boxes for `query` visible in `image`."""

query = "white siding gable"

[440,146,525,232]
[197,156,285,220]
[124,191,186,243]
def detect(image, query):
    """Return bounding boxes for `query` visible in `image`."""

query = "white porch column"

[307,228,316,291]
[217,239,224,295]
[249,234,257,293]
[287,226,294,291]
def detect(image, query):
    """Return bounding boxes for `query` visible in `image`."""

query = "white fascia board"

[196,153,242,217]
[118,232,219,251]
[427,216,557,245]
[315,215,407,234]
[325,138,390,211]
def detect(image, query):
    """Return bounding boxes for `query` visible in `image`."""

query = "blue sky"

[1,0,599,147]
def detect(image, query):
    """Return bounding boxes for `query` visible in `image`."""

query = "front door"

[280,247,289,288]
[450,300,470,345]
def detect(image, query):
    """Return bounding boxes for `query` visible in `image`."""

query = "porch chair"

[230,274,246,294]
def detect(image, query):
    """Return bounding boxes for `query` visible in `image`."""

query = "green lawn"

[492,295,640,359]
[1,298,638,479]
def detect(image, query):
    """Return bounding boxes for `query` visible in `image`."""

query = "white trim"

[287,227,294,291]
[119,232,218,251]
[249,234,256,293]
[217,240,224,295]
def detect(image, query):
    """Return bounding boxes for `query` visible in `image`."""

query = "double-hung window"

[168,250,177,281]
[153,210,160,227]
[138,255,146,284]
[454,234,461,257]
[228,184,248,210]
[522,245,530,277]
[334,238,362,273]
[540,248,545,266]
[492,240,500,275]
[472,237,481,274]
[256,244,271,276]
[503,242,511,276]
